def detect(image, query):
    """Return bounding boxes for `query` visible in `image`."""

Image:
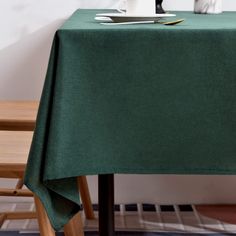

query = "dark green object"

[24,10,236,231]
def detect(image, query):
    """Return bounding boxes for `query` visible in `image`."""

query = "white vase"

[194,0,222,14]
[118,0,156,15]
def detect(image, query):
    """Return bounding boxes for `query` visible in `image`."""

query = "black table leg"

[98,174,115,236]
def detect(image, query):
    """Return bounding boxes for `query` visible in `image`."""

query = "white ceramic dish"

[96,12,176,23]
[100,21,156,26]
[95,16,113,22]
[96,13,176,17]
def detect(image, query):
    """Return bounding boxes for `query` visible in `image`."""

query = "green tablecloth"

[24,10,236,230]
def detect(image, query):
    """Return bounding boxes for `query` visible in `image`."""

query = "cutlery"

[159,18,185,25]
[100,18,185,26]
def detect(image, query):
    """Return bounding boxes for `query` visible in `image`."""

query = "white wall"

[1,0,236,204]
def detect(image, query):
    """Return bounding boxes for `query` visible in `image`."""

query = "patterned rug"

[1,203,236,235]
[0,232,236,236]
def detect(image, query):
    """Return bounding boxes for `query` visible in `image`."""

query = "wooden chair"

[0,130,87,236]
[0,101,94,217]
[0,101,95,235]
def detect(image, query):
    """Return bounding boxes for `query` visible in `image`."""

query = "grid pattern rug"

[1,203,236,235]
[0,232,236,236]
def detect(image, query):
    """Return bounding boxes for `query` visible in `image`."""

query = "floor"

[1,202,236,234]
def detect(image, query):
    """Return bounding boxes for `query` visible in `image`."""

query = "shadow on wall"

[0,19,64,100]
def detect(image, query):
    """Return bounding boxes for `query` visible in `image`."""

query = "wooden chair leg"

[0,214,6,227]
[34,180,89,236]
[34,195,56,236]
[77,176,95,219]
[64,212,84,236]
[15,179,24,189]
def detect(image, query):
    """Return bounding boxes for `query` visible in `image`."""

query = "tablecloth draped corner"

[23,31,81,231]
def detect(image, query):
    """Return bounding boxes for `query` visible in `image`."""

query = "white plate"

[96,13,176,17]
[95,16,113,22]
[96,12,176,23]
[100,21,156,26]
[95,17,156,25]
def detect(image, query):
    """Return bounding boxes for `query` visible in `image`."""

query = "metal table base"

[98,174,115,236]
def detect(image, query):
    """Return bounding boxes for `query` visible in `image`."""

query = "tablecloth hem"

[44,166,236,181]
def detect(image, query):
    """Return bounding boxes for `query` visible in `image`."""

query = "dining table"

[24,9,236,236]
